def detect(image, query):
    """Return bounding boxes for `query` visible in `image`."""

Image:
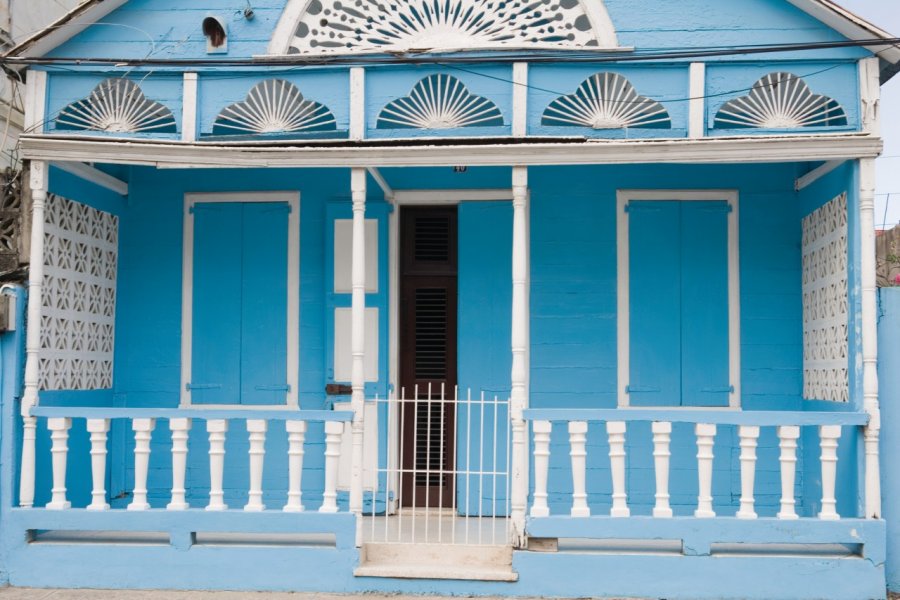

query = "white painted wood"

[512,63,528,138]
[14,0,131,59]
[859,157,882,519]
[688,63,706,139]
[206,419,228,511]
[607,421,629,517]
[578,0,620,48]
[245,419,268,511]
[19,416,36,508]
[284,420,307,512]
[181,191,300,409]
[51,161,128,196]
[651,421,673,518]
[567,421,589,518]
[167,418,192,511]
[334,219,378,294]
[530,420,552,518]
[818,424,841,520]
[182,73,199,143]
[46,417,72,510]
[367,168,393,200]
[320,420,344,513]
[510,166,530,541]
[859,57,881,136]
[795,160,845,191]
[336,401,378,491]
[694,423,716,518]
[349,167,367,538]
[86,418,110,511]
[23,70,47,134]
[350,68,366,141]
[393,189,515,205]
[334,307,379,382]
[777,425,801,520]
[267,0,314,54]
[736,425,760,519]
[128,418,156,511]
[617,190,741,408]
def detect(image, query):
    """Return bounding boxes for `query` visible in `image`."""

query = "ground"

[0,591,554,600]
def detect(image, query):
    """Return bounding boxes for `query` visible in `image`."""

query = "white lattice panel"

[39,194,118,390]
[802,192,848,402]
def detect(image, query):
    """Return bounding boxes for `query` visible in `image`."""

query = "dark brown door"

[399,206,458,509]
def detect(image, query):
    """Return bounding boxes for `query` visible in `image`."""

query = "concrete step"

[354,542,518,582]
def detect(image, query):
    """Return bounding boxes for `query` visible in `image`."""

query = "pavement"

[0,590,552,600]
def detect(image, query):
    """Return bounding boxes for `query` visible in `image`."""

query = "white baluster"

[568,421,589,517]
[777,425,800,520]
[245,419,268,512]
[284,420,307,512]
[167,418,192,510]
[530,420,552,517]
[206,419,228,511]
[86,419,110,511]
[607,421,629,517]
[46,417,72,510]
[736,425,759,519]
[128,418,156,511]
[320,421,344,513]
[694,423,716,518]
[819,425,841,520]
[652,421,673,518]
[19,416,37,507]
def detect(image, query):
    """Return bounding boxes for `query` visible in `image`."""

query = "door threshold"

[356,542,517,582]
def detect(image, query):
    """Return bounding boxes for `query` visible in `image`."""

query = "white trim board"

[616,189,741,409]
[180,191,301,409]
[392,189,514,205]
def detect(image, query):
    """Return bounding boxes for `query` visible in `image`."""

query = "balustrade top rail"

[29,406,353,422]
[522,408,869,427]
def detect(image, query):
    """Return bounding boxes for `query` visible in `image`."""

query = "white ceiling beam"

[795,159,846,191]
[366,167,393,201]
[51,161,128,196]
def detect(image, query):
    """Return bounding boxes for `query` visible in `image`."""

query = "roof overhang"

[17,133,884,169]
[7,0,128,60]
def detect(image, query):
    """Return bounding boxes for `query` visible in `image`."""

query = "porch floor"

[0,590,560,600]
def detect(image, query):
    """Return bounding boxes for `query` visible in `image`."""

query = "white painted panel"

[334,307,379,382]
[335,401,378,491]
[334,219,378,293]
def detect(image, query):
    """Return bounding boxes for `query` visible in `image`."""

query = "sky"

[837,0,900,229]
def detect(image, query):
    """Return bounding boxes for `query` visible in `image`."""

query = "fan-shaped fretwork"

[286,0,617,55]
[212,79,337,135]
[542,73,671,129]
[714,72,847,129]
[377,74,503,130]
[56,79,177,134]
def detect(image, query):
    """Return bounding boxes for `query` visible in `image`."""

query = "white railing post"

[20,160,49,508]
[777,425,800,520]
[86,419,111,511]
[349,168,366,538]
[694,423,716,518]
[530,420,551,517]
[651,421,673,518]
[607,421,629,517]
[568,421,589,517]
[206,419,228,511]
[128,418,156,511]
[167,418,192,510]
[510,166,530,541]
[818,424,841,520]
[46,417,71,510]
[320,421,343,513]
[736,425,760,519]
[245,419,268,511]
[284,420,307,512]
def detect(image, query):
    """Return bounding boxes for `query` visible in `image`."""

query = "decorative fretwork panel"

[56,78,177,134]
[287,0,616,55]
[39,194,118,390]
[0,169,22,271]
[714,72,847,129]
[802,192,849,402]
[542,72,671,129]
[377,74,503,129]
[212,79,337,135]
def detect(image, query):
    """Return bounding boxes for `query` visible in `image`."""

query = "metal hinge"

[185,383,222,391]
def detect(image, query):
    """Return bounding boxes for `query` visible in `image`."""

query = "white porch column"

[859,157,882,519]
[20,160,49,508]
[510,166,529,544]
[349,168,367,541]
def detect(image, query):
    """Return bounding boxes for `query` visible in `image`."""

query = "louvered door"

[399,207,458,508]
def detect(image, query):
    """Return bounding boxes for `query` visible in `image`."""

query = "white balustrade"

[320,421,344,513]
[694,423,716,518]
[818,425,841,520]
[777,425,800,520]
[46,417,72,510]
[736,425,759,519]
[607,421,629,517]
[651,421,672,518]
[245,419,268,511]
[128,418,156,511]
[86,419,110,511]
[568,421,590,517]
[284,420,307,512]
[167,418,192,510]
[530,420,552,518]
[206,419,229,511]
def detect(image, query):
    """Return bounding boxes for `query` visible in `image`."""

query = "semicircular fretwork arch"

[212,79,337,135]
[376,74,504,130]
[55,78,177,134]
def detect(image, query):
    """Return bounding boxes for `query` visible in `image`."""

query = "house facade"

[0,1,897,598]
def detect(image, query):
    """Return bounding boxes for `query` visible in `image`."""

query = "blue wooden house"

[0,0,897,598]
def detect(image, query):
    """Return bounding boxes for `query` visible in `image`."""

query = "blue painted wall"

[879,287,900,591]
